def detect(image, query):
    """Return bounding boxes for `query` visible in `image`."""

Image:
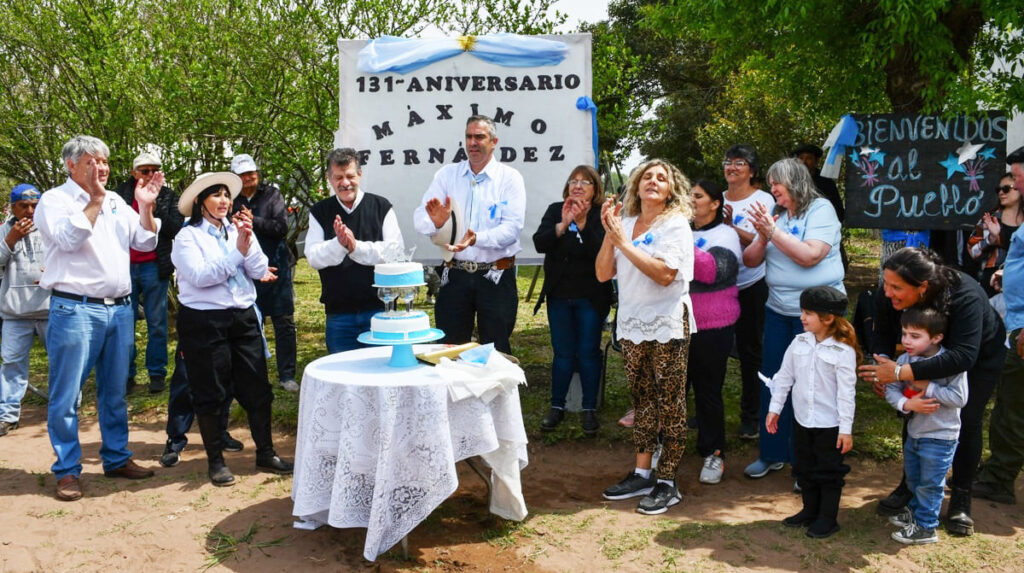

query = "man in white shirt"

[34,135,162,501]
[304,148,404,353]
[413,116,526,354]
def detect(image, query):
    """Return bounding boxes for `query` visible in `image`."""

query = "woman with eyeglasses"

[721,144,775,441]
[967,174,1022,296]
[533,165,614,436]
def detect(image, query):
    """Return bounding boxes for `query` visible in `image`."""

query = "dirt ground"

[2,402,1024,573]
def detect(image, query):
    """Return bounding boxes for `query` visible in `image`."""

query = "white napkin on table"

[437,351,526,403]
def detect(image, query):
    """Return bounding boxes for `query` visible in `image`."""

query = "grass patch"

[203,522,288,571]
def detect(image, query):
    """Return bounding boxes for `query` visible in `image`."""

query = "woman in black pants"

[171,172,293,486]
[859,247,1005,536]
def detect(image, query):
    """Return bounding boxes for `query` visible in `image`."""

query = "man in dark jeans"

[230,154,298,392]
[115,151,183,393]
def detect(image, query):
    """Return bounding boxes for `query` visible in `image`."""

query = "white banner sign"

[336,34,594,264]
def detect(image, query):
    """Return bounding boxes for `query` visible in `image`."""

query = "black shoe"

[877,481,912,516]
[603,471,656,500]
[208,462,235,486]
[945,486,974,536]
[636,481,682,515]
[972,479,1016,505]
[581,410,599,436]
[783,508,817,528]
[223,434,244,453]
[159,442,180,468]
[806,518,840,539]
[256,453,294,474]
[148,376,166,394]
[540,408,564,432]
[0,420,18,437]
[738,420,758,440]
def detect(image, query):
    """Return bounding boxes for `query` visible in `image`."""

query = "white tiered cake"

[359,262,442,352]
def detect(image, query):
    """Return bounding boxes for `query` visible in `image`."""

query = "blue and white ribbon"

[821,114,859,179]
[575,96,599,167]
[358,33,569,74]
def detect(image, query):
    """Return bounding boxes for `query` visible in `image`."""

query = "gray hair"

[62,135,110,170]
[767,158,821,218]
[466,115,497,139]
[326,147,362,173]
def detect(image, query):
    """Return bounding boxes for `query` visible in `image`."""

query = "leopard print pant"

[621,334,691,480]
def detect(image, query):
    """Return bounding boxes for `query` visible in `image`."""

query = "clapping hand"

[234,213,253,255]
[333,215,356,251]
[746,201,777,240]
[6,217,34,247]
[600,198,625,246]
[134,171,164,209]
[722,203,734,226]
[426,196,452,229]
[259,266,279,283]
[447,228,476,252]
[982,212,1001,240]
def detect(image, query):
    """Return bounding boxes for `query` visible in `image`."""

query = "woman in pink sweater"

[688,179,741,485]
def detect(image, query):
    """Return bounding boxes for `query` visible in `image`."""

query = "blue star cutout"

[869,150,886,166]
[848,150,861,164]
[979,147,997,160]
[939,153,967,179]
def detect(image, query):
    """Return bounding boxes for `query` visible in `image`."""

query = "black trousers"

[736,278,767,426]
[687,324,735,457]
[793,422,850,490]
[435,265,518,354]
[952,370,1000,489]
[176,305,274,419]
[267,313,296,381]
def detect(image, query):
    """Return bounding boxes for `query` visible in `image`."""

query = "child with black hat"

[766,285,859,538]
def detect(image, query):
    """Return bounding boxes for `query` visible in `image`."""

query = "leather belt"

[52,289,130,306]
[445,256,515,273]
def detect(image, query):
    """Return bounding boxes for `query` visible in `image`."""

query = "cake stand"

[357,328,445,367]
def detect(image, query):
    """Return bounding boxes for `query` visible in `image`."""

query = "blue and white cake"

[373,262,425,287]
[369,311,433,341]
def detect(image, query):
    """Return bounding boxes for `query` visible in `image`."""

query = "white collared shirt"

[769,332,857,434]
[413,158,525,263]
[303,190,404,269]
[35,178,160,298]
[171,219,268,310]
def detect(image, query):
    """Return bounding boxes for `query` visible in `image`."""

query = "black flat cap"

[800,286,848,317]
[1008,146,1024,165]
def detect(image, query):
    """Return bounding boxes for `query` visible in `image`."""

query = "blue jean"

[0,318,47,423]
[46,297,134,478]
[325,310,377,354]
[905,436,958,530]
[758,307,805,464]
[547,297,606,410]
[129,262,169,379]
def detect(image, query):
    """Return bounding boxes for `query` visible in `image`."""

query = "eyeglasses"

[137,167,160,175]
[722,160,749,168]
[998,185,1014,193]
[568,179,594,187]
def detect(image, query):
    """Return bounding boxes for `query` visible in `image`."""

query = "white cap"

[230,154,259,174]
[133,151,162,169]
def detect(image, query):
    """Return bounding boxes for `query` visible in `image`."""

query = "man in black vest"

[304,148,405,353]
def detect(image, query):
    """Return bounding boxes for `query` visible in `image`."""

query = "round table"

[290,346,528,561]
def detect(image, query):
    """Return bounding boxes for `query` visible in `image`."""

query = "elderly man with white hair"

[35,135,163,501]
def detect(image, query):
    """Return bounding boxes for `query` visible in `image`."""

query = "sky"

[552,0,609,31]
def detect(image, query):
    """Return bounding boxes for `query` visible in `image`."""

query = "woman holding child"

[596,159,695,515]
[860,247,1006,538]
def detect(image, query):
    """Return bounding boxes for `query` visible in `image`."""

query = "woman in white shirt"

[596,159,695,515]
[171,172,292,486]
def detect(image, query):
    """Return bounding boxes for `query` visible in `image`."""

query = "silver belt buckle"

[103,297,116,305]
[463,261,478,273]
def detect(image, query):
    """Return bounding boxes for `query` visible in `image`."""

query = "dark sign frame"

[844,112,1007,230]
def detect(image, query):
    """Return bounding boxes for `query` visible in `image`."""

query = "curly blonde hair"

[621,159,693,221]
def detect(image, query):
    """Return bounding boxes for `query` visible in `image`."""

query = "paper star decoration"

[859,146,880,156]
[955,140,984,164]
[848,150,862,164]
[868,150,887,166]
[978,147,997,160]
[939,153,967,179]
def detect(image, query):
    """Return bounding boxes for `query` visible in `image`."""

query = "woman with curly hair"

[596,159,695,515]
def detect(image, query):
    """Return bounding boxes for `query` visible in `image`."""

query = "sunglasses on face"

[137,167,160,176]
[998,185,1014,193]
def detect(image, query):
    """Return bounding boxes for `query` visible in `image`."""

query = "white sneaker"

[699,451,724,484]
[281,379,300,393]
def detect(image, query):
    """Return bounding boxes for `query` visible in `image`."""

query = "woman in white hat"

[170,172,292,486]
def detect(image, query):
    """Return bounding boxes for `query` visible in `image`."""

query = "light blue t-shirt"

[765,198,845,316]
[1004,225,1024,332]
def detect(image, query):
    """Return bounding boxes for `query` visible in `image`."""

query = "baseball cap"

[10,183,41,203]
[133,151,162,169]
[230,154,259,174]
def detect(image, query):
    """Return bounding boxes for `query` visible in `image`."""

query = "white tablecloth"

[290,346,529,561]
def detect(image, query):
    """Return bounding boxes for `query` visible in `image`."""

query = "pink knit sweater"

[691,246,741,330]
